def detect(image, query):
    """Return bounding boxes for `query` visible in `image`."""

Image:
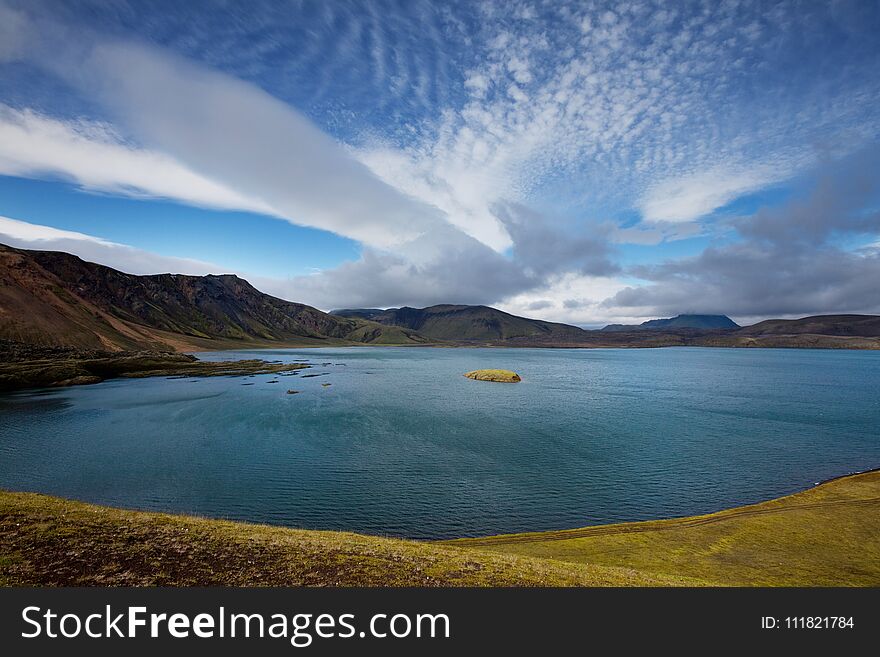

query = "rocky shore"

[0,340,309,393]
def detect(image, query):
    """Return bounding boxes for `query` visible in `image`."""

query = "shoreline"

[2,469,879,586]
[186,339,880,353]
[2,465,877,543]
[813,465,880,486]
[0,350,312,394]
[445,467,880,547]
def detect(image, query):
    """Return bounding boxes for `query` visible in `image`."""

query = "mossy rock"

[464,369,521,383]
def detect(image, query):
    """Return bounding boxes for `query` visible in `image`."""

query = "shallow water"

[1,347,878,539]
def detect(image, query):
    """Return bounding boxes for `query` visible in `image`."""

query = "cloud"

[255,201,623,311]
[3,1,880,325]
[259,237,528,311]
[605,147,880,320]
[608,244,880,322]
[735,148,880,245]
[0,3,28,62]
[637,166,785,224]
[0,215,219,276]
[353,0,880,235]
[73,38,454,250]
[492,201,618,277]
[1,4,457,252]
[0,214,529,313]
[0,105,275,214]
[609,221,705,245]
[496,272,634,327]
[353,143,513,251]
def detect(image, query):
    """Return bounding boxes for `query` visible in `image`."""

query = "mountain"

[0,244,427,351]
[4,244,878,352]
[333,304,590,342]
[735,314,880,337]
[602,314,739,332]
[329,308,386,321]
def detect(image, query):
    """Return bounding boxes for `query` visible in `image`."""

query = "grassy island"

[464,369,522,383]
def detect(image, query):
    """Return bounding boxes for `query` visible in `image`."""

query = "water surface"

[1,347,878,539]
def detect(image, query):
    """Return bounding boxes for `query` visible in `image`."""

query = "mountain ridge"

[3,244,879,352]
[0,244,427,351]
[333,304,590,342]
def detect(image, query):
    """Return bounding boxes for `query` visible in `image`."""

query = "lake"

[1,347,878,539]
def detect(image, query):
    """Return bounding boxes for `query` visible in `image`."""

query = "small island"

[464,369,522,383]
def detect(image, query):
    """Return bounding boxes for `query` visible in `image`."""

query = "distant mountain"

[333,304,590,342]
[602,314,739,332]
[735,314,880,337]
[0,244,427,351]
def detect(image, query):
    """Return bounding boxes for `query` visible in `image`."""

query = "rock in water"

[463,369,521,383]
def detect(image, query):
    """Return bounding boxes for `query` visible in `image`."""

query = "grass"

[446,470,880,586]
[1,471,877,586]
[463,369,522,382]
[0,492,698,587]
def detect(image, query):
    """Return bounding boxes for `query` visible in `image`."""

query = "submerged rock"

[463,369,521,383]
[286,389,300,394]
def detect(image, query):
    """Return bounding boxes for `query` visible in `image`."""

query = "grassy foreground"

[447,470,880,586]
[0,492,696,587]
[1,471,877,586]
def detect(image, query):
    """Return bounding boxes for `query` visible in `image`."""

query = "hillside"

[333,304,590,342]
[330,308,386,321]
[0,244,427,351]
[602,314,739,331]
[735,314,880,337]
[3,470,878,586]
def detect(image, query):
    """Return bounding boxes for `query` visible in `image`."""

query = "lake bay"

[1,347,878,539]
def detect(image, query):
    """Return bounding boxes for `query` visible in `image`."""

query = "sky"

[0,0,878,327]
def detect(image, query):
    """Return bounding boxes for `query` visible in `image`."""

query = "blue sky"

[0,0,878,325]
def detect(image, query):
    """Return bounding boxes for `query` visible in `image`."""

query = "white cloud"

[0,105,275,215]
[354,1,880,238]
[0,214,115,245]
[2,0,879,324]
[1,6,463,252]
[0,215,218,276]
[496,272,636,327]
[73,38,451,251]
[637,166,785,224]
[354,144,513,250]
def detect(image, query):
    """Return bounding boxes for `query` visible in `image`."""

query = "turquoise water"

[0,347,878,539]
